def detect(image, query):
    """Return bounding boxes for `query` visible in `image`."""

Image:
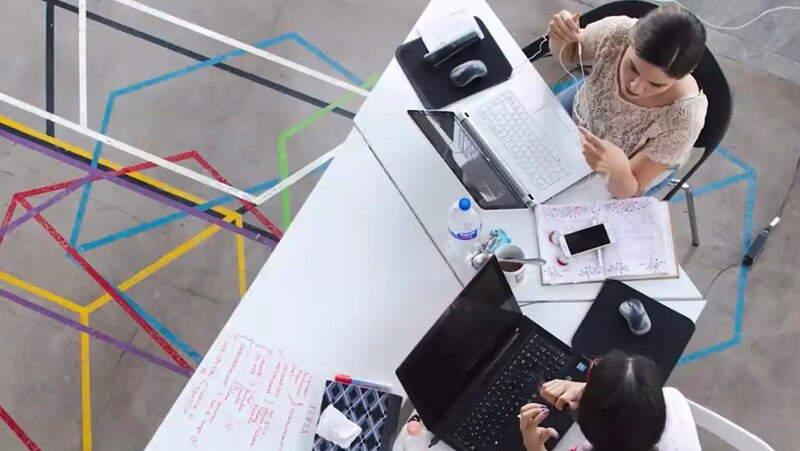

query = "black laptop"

[396,256,591,451]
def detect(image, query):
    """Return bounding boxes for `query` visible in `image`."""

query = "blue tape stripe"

[77,178,281,252]
[69,93,118,247]
[717,146,756,175]
[678,338,739,365]
[67,32,358,247]
[115,288,203,364]
[288,33,364,85]
[114,34,296,97]
[677,164,759,365]
[733,173,757,333]
[78,211,185,253]
[77,159,332,252]
[669,172,749,203]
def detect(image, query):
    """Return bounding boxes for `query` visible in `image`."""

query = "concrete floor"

[0,0,797,450]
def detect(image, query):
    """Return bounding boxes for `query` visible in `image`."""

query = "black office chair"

[524,1,733,246]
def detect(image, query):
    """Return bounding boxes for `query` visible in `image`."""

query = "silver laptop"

[413,72,592,207]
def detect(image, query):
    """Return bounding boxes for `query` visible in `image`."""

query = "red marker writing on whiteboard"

[335,374,393,392]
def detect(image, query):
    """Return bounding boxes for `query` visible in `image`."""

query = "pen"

[335,374,393,392]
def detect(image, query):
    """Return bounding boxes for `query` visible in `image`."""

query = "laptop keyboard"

[454,333,569,450]
[478,91,570,190]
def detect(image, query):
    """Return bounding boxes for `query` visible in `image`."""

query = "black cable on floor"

[703,262,740,298]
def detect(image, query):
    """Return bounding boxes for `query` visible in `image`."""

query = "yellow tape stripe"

[80,311,92,451]
[84,216,237,313]
[235,216,247,298]
[0,115,238,217]
[0,272,85,313]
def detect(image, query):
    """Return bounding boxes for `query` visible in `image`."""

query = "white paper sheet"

[537,198,675,285]
[416,10,483,53]
[176,334,319,450]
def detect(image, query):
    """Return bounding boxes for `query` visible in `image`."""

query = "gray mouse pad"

[571,280,696,381]
[396,17,512,109]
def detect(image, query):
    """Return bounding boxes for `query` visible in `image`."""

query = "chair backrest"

[664,44,733,199]
[578,0,657,25]
[688,399,775,450]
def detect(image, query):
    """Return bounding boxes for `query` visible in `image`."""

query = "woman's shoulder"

[658,387,702,451]
[662,387,689,402]
[586,15,638,36]
[583,15,638,52]
[668,90,708,132]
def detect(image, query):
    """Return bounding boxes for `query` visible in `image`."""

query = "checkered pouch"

[312,381,403,451]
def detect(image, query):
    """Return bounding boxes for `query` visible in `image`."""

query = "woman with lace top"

[547,5,708,198]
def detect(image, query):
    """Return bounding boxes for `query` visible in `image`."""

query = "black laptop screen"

[408,110,524,210]
[396,257,520,428]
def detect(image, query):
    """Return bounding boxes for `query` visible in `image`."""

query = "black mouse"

[619,298,652,336]
[450,60,488,88]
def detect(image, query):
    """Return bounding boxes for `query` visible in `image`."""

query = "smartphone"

[559,223,614,258]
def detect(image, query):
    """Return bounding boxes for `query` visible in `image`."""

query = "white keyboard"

[478,92,570,189]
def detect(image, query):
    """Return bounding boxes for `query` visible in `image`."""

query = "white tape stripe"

[78,0,88,126]
[110,0,369,97]
[0,90,260,203]
[252,148,337,205]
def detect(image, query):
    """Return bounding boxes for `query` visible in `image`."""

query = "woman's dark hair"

[631,4,707,78]
[577,350,667,451]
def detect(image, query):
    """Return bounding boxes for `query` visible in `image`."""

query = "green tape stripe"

[277,75,380,229]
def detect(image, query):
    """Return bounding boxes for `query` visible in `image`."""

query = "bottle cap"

[406,420,422,436]
[458,198,471,211]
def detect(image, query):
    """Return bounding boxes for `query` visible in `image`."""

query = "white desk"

[147,1,707,449]
[146,131,464,450]
[146,130,705,451]
[354,0,702,302]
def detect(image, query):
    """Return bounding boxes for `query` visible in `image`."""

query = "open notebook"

[535,197,678,285]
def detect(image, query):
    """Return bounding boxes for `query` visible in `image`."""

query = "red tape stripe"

[0,405,42,451]
[17,197,193,372]
[1,151,196,248]
[186,150,284,238]
[0,196,18,247]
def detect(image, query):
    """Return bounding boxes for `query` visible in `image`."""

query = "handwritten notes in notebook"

[536,197,677,285]
[180,334,317,449]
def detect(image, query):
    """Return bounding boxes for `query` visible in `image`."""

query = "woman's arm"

[580,127,670,199]
[548,11,621,66]
[547,11,582,64]
[605,161,639,199]
[606,153,668,198]
[628,153,670,196]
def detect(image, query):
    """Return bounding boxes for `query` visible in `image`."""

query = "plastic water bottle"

[448,197,482,259]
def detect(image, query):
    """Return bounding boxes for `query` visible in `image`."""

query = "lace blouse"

[573,16,708,166]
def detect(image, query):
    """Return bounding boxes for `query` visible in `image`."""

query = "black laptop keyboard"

[453,333,569,450]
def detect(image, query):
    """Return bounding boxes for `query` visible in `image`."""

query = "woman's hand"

[548,11,581,44]
[579,127,641,198]
[578,126,631,175]
[519,403,559,451]
[540,379,586,411]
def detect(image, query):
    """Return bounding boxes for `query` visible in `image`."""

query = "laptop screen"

[408,110,524,210]
[396,257,520,428]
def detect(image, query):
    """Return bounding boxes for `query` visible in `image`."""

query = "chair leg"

[683,183,700,246]
[668,179,701,246]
